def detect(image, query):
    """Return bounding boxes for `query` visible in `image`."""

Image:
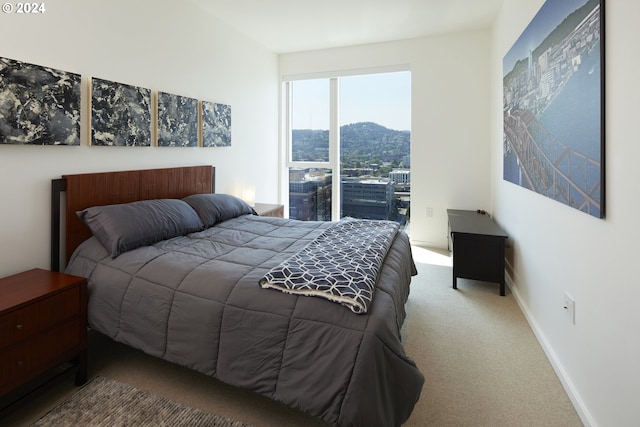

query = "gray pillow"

[183,193,256,228]
[77,199,204,258]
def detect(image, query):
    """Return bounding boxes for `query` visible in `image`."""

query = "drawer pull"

[16,324,24,330]
[16,360,24,367]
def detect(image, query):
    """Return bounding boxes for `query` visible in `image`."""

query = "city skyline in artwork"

[503,0,604,218]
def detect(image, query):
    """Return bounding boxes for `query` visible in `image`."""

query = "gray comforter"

[66,214,424,426]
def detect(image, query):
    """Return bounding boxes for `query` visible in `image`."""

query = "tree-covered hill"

[292,122,410,168]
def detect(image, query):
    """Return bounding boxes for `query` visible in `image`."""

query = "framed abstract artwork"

[0,57,80,145]
[157,91,198,147]
[202,101,231,147]
[503,0,604,218]
[91,77,151,147]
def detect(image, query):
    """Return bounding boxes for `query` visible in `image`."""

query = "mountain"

[292,122,410,166]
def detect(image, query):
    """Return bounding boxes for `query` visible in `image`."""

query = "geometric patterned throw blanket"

[259,218,400,314]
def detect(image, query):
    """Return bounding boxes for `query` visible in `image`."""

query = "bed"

[51,165,424,427]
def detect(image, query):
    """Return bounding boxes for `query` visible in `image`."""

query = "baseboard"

[506,272,595,427]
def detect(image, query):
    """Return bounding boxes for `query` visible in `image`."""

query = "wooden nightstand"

[0,268,87,406]
[254,203,284,218]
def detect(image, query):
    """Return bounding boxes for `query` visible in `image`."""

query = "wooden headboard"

[51,165,215,271]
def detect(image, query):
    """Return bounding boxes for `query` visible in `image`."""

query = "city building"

[341,177,394,220]
[288,169,332,221]
[389,169,411,185]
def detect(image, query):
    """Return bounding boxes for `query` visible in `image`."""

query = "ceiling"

[189,0,504,54]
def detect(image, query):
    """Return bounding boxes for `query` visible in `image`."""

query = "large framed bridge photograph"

[503,0,604,218]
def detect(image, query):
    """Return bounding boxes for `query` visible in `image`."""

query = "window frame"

[282,65,410,222]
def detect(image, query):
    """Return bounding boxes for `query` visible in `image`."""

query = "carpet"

[32,376,252,426]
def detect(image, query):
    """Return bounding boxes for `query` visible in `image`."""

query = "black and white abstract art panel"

[91,77,151,147]
[157,92,198,147]
[0,57,80,145]
[202,101,231,147]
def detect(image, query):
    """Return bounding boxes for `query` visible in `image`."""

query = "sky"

[291,71,411,131]
[503,0,590,76]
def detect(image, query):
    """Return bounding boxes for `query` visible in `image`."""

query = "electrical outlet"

[563,291,575,325]
[426,207,433,218]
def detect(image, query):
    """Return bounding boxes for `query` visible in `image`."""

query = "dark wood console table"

[447,209,508,296]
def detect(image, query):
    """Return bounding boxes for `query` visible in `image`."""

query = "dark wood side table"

[254,203,284,218]
[447,209,508,296]
[0,268,87,408]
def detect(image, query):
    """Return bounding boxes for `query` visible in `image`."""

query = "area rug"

[32,376,252,426]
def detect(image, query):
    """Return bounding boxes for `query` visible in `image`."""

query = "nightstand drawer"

[40,318,82,364]
[0,304,39,348]
[0,318,81,391]
[0,344,30,387]
[39,287,80,327]
[0,287,79,349]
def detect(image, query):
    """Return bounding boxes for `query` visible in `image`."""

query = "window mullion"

[284,81,291,166]
[330,78,340,221]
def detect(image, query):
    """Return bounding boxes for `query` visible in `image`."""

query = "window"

[284,70,411,226]
[290,79,330,162]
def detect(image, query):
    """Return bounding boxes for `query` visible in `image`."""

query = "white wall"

[492,1,640,425]
[279,31,492,248]
[0,0,279,277]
